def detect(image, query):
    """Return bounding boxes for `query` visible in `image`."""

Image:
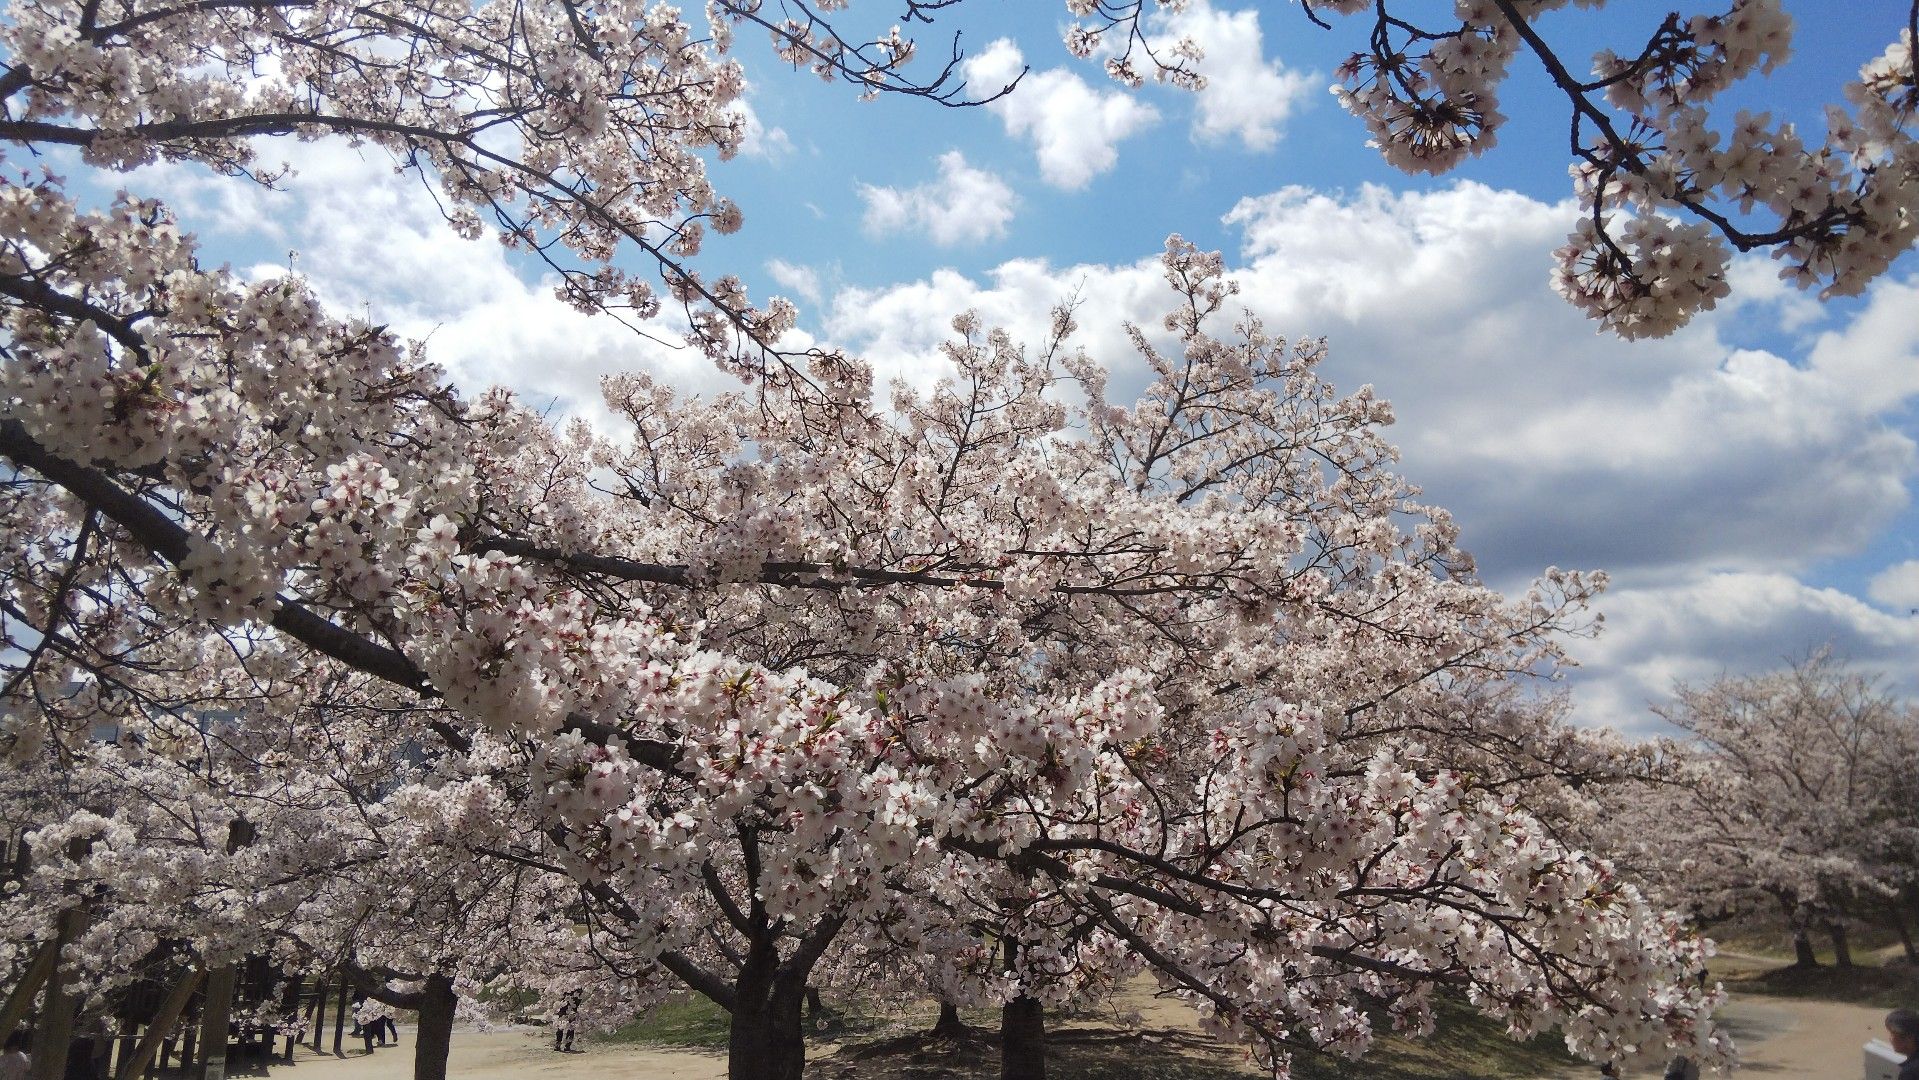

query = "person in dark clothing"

[1887,1008,1919,1080]
[553,995,579,1053]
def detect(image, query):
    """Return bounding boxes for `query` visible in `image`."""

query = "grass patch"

[608,995,734,1049]
[1287,996,1582,1080]
[605,991,928,1051]
[1725,959,1919,1009]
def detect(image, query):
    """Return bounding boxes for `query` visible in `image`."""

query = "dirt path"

[1547,993,1892,1079]
[256,1026,726,1080]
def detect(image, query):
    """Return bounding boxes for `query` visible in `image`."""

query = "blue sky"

[122,0,1919,733]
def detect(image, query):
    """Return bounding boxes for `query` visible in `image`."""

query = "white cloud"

[728,98,794,160]
[130,140,729,429]
[1868,561,1919,611]
[1153,2,1314,150]
[859,150,1017,246]
[1569,573,1919,733]
[765,259,824,307]
[962,39,1159,189]
[1212,183,1918,583]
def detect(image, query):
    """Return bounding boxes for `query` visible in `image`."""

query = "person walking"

[553,995,579,1053]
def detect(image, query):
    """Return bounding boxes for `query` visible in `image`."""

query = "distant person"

[1887,1008,1919,1080]
[553,995,579,1053]
[0,1032,30,1080]
[1663,1054,1700,1080]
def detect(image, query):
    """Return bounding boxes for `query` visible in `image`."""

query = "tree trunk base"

[1000,996,1045,1080]
[931,1001,972,1041]
[413,975,458,1080]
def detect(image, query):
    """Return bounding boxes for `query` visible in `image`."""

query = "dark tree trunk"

[312,976,327,1049]
[931,1000,970,1039]
[332,980,349,1055]
[28,910,87,1080]
[1777,895,1818,967]
[1000,994,1046,1080]
[1826,921,1854,968]
[412,975,457,1080]
[1888,905,1919,962]
[1790,926,1819,967]
[726,961,807,1080]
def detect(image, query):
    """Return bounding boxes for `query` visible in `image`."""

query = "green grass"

[1724,958,1919,1009]
[608,995,734,1048]
[606,991,916,1051]
[1286,997,1583,1080]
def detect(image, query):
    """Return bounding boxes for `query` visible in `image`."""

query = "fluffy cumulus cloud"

[1570,574,1919,733]
[765,258,824,307]
[127,141,730,427]
[962,38,1159,189]
[859,151,1018,246]
[1213,185,1918,582]
[1869,561,1919,611]
[824,179,1919,731]
[727,97,794,160]
[1153,1,1314,150]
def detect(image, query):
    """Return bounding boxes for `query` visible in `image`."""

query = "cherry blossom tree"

[0,1,1795,1078]
[0,666,633,1080]
[1625,654,1919,968]
[0,215,1729,1078]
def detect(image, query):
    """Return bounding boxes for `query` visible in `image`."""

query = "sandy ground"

[242,987,1895,1080]
[247,1027,726,1079]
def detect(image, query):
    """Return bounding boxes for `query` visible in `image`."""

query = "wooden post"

[331,980,348,1056]
[27,905,90,1080]
[178,1017,197,1072]
[196,967,236,1080]
[114,968,204,1080]
[0,941,57,1041]
[311,977,327,1048]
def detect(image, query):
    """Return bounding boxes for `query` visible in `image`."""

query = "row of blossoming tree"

[1585,655,1919,973]
[1,1,1915,1079]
